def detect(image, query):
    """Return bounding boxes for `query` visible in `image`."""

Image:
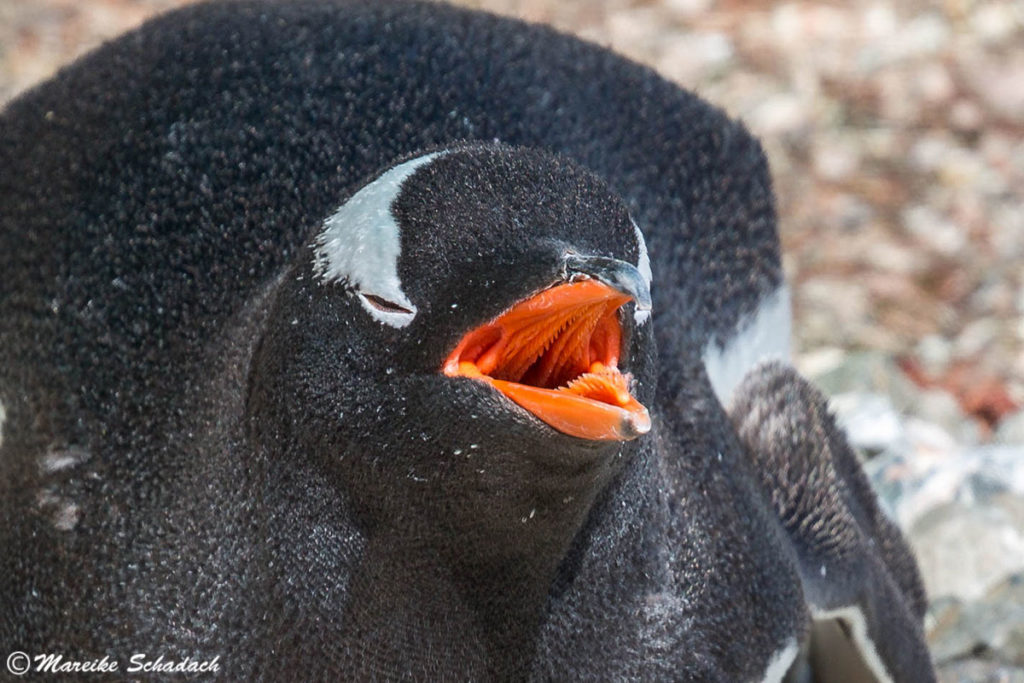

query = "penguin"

[0,0,935,680]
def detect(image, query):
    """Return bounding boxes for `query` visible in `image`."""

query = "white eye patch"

[632,219,653,325]
[313,151,445,328]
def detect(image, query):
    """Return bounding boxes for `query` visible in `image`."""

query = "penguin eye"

[358,292,415,315]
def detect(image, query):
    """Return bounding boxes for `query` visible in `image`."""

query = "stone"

[996,410,1024,445]
[929,572,1024,667]
[829,391,905,456]
[937,659,1024,683]
[802,350,922,414]
[867,445,1024,526]
[902,204,968,256]
[909,494,1024,602]
[963,49,1024,124]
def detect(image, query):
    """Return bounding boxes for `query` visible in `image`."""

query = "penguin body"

[0,1,932,680]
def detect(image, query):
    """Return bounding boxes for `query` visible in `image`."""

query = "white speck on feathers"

[39,447,91,474]
[52,502,81,531]
[36,488,82,532]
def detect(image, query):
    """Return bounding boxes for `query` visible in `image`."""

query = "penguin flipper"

[728,362,936,683]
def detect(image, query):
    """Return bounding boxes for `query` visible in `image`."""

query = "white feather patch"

[761,638,800,683]
[632,220,652,325]
[810,606,895,683]
[313,152,444,327]
[703,284,791,406]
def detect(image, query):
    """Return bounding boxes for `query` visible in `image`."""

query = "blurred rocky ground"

[2,0,1022,679]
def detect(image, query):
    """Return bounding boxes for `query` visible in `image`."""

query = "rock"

[929,572,1024,667]
[658,31,734,83]
[862,3,897,40]
[867,445,1024,530]
[664,0,713,19]
[970,3,1021,45]
[813,136,862,182]
[911,133,955,173]
[797,278,874,349]
[954,318,1002,359]
[996,410,1024,445]
[916,62,956,104]
[908,493,1024,602]
[915,334,954,378]
[962,49,1024,124]
[990,203,1024,259]
[863,239,927,275]
[915,390,983,447]
[902,204,968,256]
[937,658,1024,683]
[801,349,987,454]
[859,11,951,69]
[949,99,985,133]
[801,350,921,411]
[898,12,952,59]
[747,93,810,136]
[829,391,905,456]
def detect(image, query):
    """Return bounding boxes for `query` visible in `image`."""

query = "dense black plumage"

[730,363,933,681]
[0,1,932,679]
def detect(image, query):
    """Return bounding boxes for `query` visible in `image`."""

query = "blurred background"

[2,0,1022,679]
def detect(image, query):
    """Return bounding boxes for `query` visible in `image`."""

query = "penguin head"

[248,144,654,550]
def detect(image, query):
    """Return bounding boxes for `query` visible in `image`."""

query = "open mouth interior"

[443,278,651,441]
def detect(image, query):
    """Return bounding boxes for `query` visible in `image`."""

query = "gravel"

[2,0,1022,678]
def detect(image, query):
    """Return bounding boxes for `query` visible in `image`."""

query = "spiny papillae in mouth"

[443,279,650,441]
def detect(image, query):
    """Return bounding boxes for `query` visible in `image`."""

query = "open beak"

[443,257,651,441]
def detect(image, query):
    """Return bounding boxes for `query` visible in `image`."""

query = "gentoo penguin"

[0,0,934,680]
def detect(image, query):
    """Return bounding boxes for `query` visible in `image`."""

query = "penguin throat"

[443,279,651,441]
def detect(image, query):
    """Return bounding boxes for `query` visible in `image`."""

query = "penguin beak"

[563,253,652,314]
[443,259,651,441]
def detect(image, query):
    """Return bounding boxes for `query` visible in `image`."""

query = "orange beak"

[443,278,651,441]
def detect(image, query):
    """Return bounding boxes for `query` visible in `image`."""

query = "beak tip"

[621,408,652,439]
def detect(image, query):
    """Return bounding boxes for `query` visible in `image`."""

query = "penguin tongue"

[443,280,651,441]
